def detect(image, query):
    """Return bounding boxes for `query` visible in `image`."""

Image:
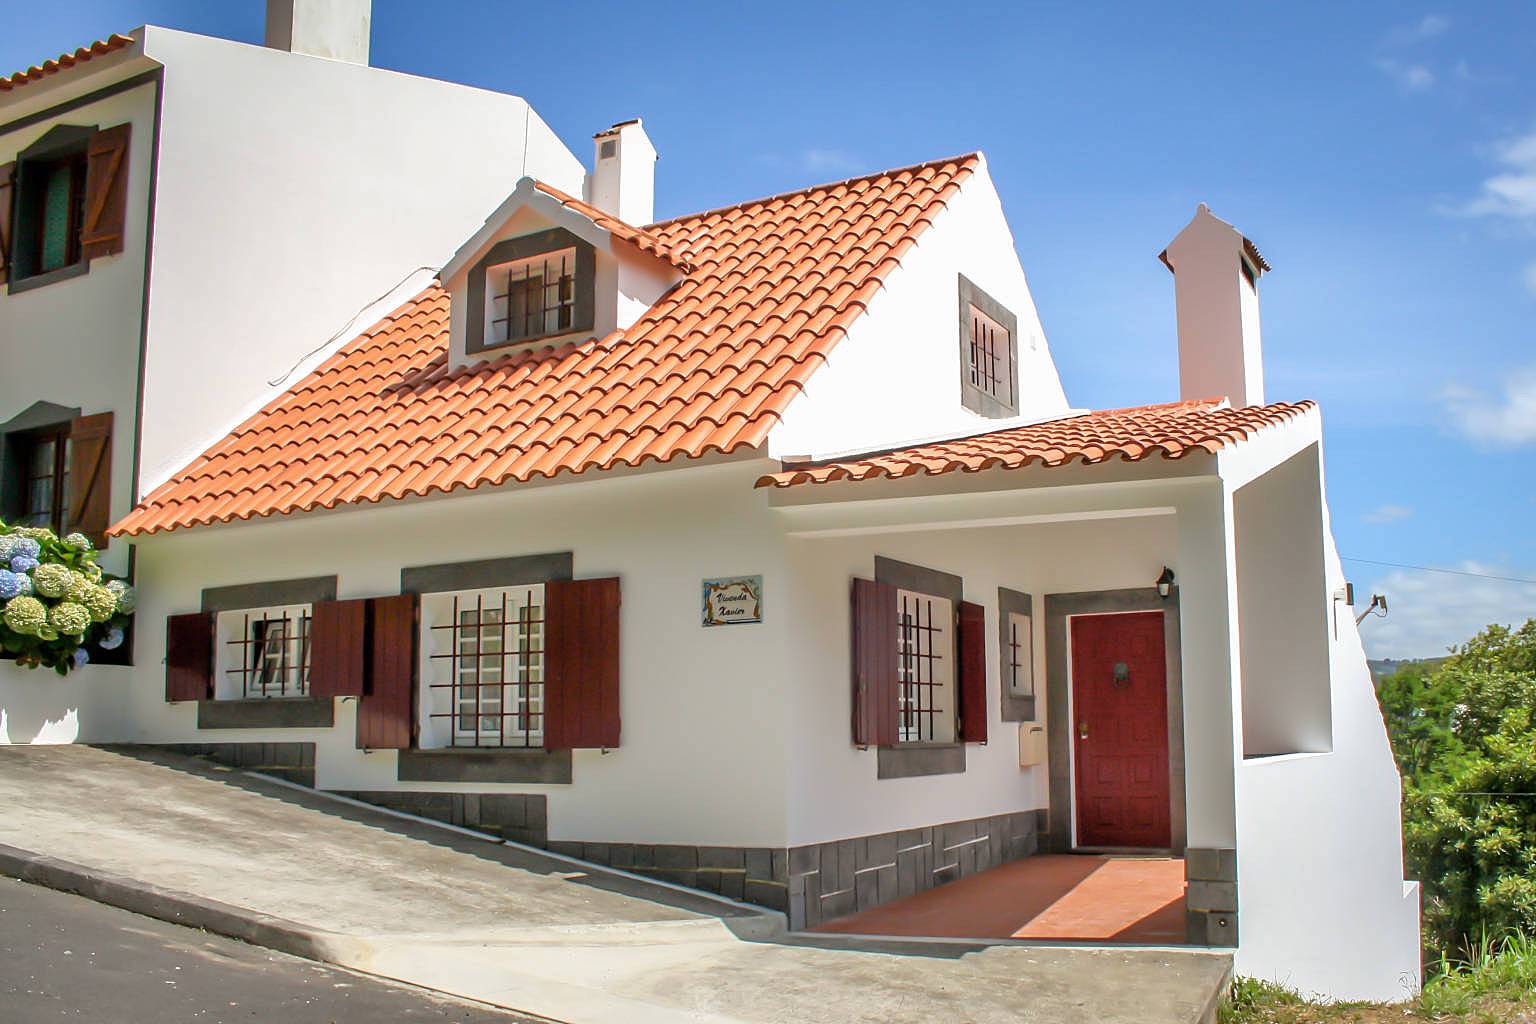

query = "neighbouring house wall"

[765,159,1071,461]
[1220,414,1421,1000]
[135,26,585,493]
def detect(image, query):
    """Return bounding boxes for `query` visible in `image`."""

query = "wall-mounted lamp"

[1156,566,1176,599]
[1356,594,1389,626]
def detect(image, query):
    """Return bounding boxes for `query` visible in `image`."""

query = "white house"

[0,4,1420,1003]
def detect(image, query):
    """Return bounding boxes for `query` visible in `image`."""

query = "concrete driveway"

[0,746,1230,1023]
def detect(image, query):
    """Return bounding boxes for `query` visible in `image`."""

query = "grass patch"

[1219,933,1536,1024]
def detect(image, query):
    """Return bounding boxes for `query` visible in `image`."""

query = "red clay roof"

[755,399,1316,488]
[531,180,693,271]
[1,34,135,93]
[112,154,981,536]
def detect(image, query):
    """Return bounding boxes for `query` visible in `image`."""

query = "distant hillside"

[1368,657,1449,682]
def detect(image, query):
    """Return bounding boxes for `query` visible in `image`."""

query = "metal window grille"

[427,587,544,748]
[490,250,575,345]
[896,589,952,743]
[20,429,70,534]
[968,304,1010,404]
[223,608,312,699]
[1007,611,1034,698]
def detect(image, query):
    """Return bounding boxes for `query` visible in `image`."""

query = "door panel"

[1071,611,1171,848]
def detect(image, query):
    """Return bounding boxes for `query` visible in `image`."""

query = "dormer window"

[465,228,595,357]
[489,248,576,345]
[957,274,1019,418]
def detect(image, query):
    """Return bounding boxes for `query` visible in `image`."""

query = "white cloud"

[1374,58,1435,93]
[1357,561,1536,659]
[1363,504,1413,524]
[1443,368,1536,445]
[1459,129,1536,219]
[801,149,860,175]
[1385,14,1449,46]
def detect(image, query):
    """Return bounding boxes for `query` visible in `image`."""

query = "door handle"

[1078,721,1088,740]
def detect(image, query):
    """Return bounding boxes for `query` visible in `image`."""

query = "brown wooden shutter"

[544,577,621,750]
[356,593,416,749]
[165,612,214,702]
[66,412,113,549]
[957,600,988,744]
[80,123,131,260]
[0,161,15,285]
[309,598,368,699]
[851,577,898,747]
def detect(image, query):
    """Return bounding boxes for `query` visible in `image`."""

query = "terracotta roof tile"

[1,34,135,92]
[755,400,1316,488]
[112,154,982,536]
[531,181,693,271]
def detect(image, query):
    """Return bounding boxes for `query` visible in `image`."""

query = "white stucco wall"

[135,26,585,493]
[766,159,1071,461]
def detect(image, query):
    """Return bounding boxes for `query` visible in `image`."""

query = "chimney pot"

[266,0,371,65]
[1162,205,1267,407]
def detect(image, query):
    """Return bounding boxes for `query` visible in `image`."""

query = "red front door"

[1070,611,1171,849]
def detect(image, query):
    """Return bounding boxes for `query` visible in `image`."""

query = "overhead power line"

[1341,557,1536,587]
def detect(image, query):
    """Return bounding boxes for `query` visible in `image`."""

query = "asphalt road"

[0,877,546,1023]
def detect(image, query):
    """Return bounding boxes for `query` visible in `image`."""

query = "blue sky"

[6,2,1536,657]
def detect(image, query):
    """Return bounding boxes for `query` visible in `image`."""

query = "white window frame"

[895,588,955,744]
[213,603,313,701]
[417,584,546,750]
[484,247,578,349]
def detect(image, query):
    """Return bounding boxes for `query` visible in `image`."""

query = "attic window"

[957,275,1019,418]
[488,248,576,346]
[1240,256,1258,289]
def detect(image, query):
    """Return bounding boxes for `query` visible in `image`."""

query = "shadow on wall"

[0,707,82,744]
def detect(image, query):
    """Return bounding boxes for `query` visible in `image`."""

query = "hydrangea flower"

[64,533,93,551]
[15,528,54,543]
[106,580,136,615]
[99,626,125,651]
[0,537,16,561]
[80,584,117,623]
[0,569,29,600]
[31,563,73,599]
[9,536,42,558]
[73,647,90,668]
[48,601,91,636]
[3,596,47,636]
[9,555,39,574]
[66,571,93,603]
[82,562,103,583]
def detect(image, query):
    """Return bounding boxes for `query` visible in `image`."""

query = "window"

[14,427,70,534]
[420,585,545,749]
[896,588,955,743]
[28,153,88,275]
[5,122,130,290]
[1240,256,1257,289]
[214,604,314,700]
[956,275,1019,418]
[488,248,576,346]
[1005,610,1034,699]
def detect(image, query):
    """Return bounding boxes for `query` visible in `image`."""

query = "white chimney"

[265,0,372,65]
[1160,204,1269,408]
[585,119,657,226]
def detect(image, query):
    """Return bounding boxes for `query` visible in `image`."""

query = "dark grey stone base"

[333,790,547,848]
[1184,847,1238,946]
[553,809,1040,929]
[153,742,316,787]
[197,698,334,730]
[877,743,965,779]
[397,748,572,784]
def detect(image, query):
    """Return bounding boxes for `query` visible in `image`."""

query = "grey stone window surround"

[1041,586,1186,856]
[957,274,1019,419]
[998,587,1035,722]
[8,123,98,293]
[872,556,966,779]
[464,228,596,357]
[399,551,575,783]
[0,401,80,524]
[198,575,338,724]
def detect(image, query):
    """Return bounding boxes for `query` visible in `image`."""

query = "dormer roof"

[0,33,137,92]
[111,154,982,536]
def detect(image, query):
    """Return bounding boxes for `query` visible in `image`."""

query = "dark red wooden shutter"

[544,577,621,750]
[957,600,988,744]
[165,612,214,702]
[81,123,131,260]
[356,593,416,749]
[66,412,113,549]
[0,161,14,285]
[309,598,368,699]
[851,578,898,747]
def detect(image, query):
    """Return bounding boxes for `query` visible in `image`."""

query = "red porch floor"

[811,854,1187,943]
